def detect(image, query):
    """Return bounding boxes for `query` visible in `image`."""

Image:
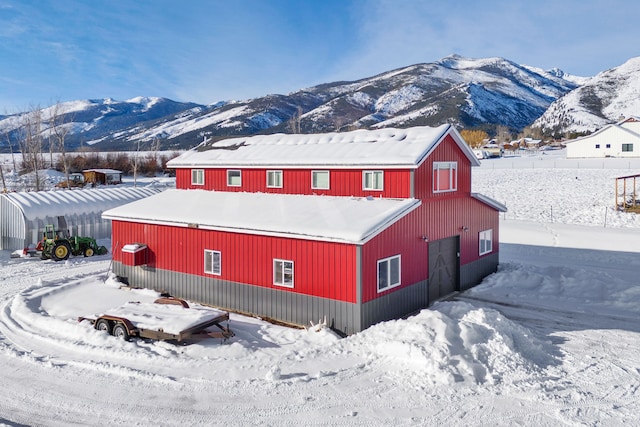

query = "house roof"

[167,124,480,169]
[2,187,162,221]
[102,189,422,244]
[83,169,123,174]
[565,123,640,145]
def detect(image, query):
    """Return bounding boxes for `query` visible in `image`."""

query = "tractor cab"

[43,224,69,240]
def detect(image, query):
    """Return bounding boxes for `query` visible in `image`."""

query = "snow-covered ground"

[1,150,639,426]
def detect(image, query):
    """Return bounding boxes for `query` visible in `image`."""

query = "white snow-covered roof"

[103,189,422,244]
[565,123,640,144]
[471,193,507,212]
[83,169,123,174]
[2,187,162,221]
[167,124,480,169]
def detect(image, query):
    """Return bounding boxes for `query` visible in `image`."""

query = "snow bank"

[331,302,555,387]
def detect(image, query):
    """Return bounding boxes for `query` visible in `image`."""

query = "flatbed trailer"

[79,297,234,343]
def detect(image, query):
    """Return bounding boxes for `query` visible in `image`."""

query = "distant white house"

[566,117,640,158]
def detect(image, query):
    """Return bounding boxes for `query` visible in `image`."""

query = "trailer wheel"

[112,323,130,341]
[84,247,94,257]
[95,319,111,334]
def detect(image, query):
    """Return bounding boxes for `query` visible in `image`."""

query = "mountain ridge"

[2,54,636,151]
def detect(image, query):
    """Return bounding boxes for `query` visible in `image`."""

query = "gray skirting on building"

[112,253,497,335]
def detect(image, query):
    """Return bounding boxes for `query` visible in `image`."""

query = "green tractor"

[38,223,108,262]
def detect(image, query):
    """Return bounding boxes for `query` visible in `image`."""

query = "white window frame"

[479,229,493,256]
[266,170,283,188]
[273,259,294,288]
[227,169,242,187]
[363,170,384,191]
[377,254,401,293]
[433,161,458,193]
[191,169,204,186]
[204,249,221,275]
[311,170,330,190]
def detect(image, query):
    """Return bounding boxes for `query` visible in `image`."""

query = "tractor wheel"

[84,247,94,257]
[95,319,111,334]
[112,323,130,341]
[52,241,71,261]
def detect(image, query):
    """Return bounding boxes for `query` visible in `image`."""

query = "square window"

[622,143,634,152]
[191,169,204,185]
[204,250,221,275]
[479,229,493,255]
[267,170,283,188]
[363,170,384,191]
[274,259,294,288]
[311,170,330,190]
[595,144,600,149]
[606,144,611,148]
[227,170,242,187]
[433,162,458,193]
[377,255,401,292]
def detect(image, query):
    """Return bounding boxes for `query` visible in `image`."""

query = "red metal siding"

[111,220,358,303]
[360,196,499,303]
[360,210,428,303]
[414,134,473,200]
[175,167,412,198]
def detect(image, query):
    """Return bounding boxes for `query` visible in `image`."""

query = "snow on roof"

[565,123,640,144]
[83,169,123,174]
[2,187,162,221]
[103,189,422,244]
[471,193,507,212]
[167,124,480,169]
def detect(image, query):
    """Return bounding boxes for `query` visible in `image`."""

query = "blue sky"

[1,0,638,112]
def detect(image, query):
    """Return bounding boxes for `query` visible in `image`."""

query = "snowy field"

[1,150,639,426]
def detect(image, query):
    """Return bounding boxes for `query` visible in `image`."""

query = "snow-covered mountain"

[0,55,587,151]
[532,57,640,135]
[0,97,204,151]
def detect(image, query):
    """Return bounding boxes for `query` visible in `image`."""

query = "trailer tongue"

[79,297,234,343]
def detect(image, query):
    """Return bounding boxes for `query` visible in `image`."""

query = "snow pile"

[336,302,554,387]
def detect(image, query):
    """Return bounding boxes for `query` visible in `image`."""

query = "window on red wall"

[433,162,457,193]
[363,170,384,191]
[191,169,204,186]
[266,170,283,188]
[227,170,242,187]
[377,254,401,292]
[204,249,221,275]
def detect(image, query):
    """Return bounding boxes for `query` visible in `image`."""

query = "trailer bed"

[80,299,234,342]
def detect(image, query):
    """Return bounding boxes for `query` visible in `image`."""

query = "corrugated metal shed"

[0,187,162,250]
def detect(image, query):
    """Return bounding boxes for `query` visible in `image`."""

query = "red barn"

[103,124,506,334]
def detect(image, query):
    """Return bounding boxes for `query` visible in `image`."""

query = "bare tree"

[2,128,17,191]
[49,101,74,188]
[132,139,141,187]
[287,106,302,134]
[495,125,511,143]
[19,106,46,191]
[3,119,19,174]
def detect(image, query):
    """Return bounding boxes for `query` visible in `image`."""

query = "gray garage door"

[428,236,459,303]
